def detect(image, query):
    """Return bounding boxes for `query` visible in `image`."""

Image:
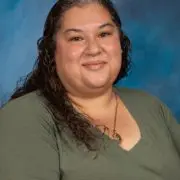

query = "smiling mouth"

[82,61,107,70]
[82,61,107,66]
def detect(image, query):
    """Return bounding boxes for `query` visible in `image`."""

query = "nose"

[85,38,102,57]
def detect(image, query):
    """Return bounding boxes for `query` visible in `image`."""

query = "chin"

[84,79,112,90]
[81,71,116,89]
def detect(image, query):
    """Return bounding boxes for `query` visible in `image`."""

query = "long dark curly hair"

[10,0,132,150]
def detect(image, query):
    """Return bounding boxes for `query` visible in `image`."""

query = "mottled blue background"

[0,0,179,120]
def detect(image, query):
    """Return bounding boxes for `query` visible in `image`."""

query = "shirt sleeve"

[160,101,180,154]
[0,98,61,180]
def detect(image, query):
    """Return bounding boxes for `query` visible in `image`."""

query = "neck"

[67,87,115,116]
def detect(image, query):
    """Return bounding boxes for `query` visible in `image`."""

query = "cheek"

[55,43,83,78]
[64,45,85,65]
[105,38,122,73]
[56,39,84,63]
[105,38,122,62]
[102,33,122,54]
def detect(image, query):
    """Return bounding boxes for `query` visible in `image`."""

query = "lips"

[81,61,107,71]
[82,61,107,66]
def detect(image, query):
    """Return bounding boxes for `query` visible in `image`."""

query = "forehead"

[60,3,113,30]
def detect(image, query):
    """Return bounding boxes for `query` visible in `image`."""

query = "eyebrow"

[63,22,115,34]
[99,22,115,29]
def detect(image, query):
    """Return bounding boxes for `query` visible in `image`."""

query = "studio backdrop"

[0,0,179,121]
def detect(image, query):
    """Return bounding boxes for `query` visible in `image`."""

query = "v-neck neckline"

[100,87,145,153]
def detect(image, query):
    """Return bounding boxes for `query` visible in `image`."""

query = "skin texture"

[54,3,141,151]
[9,1,133,152]
[55,3,122,101]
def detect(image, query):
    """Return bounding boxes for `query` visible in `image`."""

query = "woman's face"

[55,3,122,96]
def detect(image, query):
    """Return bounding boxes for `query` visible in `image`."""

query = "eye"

[98,32,113,38]
[68,36,84,42]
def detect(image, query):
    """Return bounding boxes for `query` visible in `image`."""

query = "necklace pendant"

[115,133,122,142]
[112,130,121,142]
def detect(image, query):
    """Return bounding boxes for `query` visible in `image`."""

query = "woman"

[0,0,180,179]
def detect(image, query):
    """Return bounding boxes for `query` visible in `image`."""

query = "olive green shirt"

[0,87,180,180]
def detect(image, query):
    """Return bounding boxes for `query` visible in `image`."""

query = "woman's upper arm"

[0,98,61,180]
[160,101,180,153]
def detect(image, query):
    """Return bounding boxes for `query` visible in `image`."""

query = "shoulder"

[114,86,177,121]
[1,91,46,113]
[0,91,47,117]
[114,86,161,108]
[0,91,56,132]
[114,86,175,126]
[114,86,168,118]
[0,92,60,179]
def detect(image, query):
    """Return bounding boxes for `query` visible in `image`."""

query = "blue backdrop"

[0,0,179,120]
